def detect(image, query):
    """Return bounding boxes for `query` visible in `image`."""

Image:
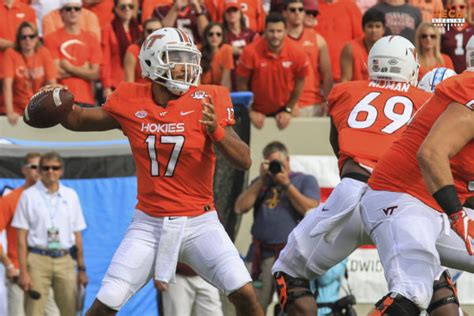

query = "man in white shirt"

[12,151,88,316]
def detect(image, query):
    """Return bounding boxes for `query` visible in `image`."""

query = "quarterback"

[33,28,263,316]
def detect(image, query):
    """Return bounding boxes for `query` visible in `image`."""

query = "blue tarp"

[0,177,158,316]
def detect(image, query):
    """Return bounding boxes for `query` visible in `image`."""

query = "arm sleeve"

[11,194,30,230]
[72,191,87,232]
[3,50,15,78]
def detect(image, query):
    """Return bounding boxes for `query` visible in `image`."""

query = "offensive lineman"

[271,35,431,316]
[27,28,264,316]
[359,37,474,315]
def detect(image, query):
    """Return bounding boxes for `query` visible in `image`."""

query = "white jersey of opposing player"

[417,67,456,92]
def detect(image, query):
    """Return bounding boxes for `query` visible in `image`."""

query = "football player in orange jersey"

[271,35,432,316]
[359,37,474,316]
[29,27,263,316]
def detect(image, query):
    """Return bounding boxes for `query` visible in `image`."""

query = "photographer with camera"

[235,141,320,313]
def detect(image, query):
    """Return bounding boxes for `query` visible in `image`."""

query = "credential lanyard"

[41,191,61,228]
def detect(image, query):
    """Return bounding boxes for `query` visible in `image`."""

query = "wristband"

[432,185,463,216]
[209,125,225,143]
[77,266,86,272]
[281,182,292,191]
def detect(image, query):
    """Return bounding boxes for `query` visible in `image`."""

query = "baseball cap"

[61,0,82,7]
[303,0,318,12]
[224,0,241,11]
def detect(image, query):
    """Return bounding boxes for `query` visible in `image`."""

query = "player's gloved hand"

[449,209,474,255]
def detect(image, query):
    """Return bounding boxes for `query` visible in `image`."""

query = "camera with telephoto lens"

[268,160,283,175]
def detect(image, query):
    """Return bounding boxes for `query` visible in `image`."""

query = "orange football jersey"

[328,80,430,173]
[369,72,474,212]
[103,82,235,217]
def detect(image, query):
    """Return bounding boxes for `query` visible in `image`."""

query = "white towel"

[154,216,187,284]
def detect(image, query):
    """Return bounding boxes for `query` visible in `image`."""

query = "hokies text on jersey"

[141,122,185,133]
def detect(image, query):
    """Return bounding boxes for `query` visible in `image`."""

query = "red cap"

[303,0,318,11]
[224,0,240,11]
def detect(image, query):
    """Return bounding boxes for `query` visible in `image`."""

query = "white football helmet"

[139,27,202,95]
[467,35,474,71]
[368,35,419,86]
[417,67,457,92]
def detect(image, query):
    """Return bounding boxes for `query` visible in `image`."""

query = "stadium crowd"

[1,0,473,125]
[1,0,474,315]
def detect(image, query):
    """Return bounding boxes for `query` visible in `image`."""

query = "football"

[23,88,74,128]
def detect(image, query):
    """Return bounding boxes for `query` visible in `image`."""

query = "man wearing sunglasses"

[44,0,102,107]
[284,0,333,117]
[11,152,87,316]
[0,153,40,316]
[237,12,308,129]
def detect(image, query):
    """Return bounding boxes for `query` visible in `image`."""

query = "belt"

[28,247,70,258]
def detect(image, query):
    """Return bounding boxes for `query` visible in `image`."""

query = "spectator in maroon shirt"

[223,0,258,90]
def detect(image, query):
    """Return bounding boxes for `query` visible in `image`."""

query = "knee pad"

[370,293,419,316]
[427,270,459,314]
[96,278,133,311]
[273,272,313,312]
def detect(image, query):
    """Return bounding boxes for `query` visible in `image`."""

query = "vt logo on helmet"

[139,27,203,95]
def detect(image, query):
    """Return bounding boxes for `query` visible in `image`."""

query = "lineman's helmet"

[368,35,419,86]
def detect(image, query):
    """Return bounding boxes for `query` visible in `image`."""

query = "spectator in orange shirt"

[124,18,162,83]
[236,12,308,130]
[416,22,455,79]
[101,0,141,98]
[314,0,363,82]
[44,0,102,107]
[0,152,40,316]
[3,22,57,125]
[340,8,385,82]
[201,23,234,89]
[223,0,258,91]
[284,0,332,117]
[42,0,101,41]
